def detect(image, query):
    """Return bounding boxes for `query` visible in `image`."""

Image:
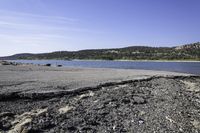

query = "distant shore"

[75,59,200,62]
[5,59,200,62]
[117,59,200,62]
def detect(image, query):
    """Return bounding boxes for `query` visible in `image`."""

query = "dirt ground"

[1,75,200,133]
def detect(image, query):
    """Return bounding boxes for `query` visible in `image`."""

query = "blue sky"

[0,0,200,56]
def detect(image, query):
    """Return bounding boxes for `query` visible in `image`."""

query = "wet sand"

[0,62,200,132]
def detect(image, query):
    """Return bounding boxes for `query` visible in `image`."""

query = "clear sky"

[0,0,200,56]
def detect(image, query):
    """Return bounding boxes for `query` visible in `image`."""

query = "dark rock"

[0,112,15,118]
[122,98,131,104]
[1,122,12,130]
[1,61,11,65]
[67,126,77,131]
[45,64,51,67]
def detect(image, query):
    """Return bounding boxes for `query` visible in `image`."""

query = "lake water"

[12,60,200,75]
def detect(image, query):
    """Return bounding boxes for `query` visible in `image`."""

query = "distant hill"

[1,42,200,61]
[0,53,35,60]
[175,42,200,50]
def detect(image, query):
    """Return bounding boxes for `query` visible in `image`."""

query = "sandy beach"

[0,62,200,133]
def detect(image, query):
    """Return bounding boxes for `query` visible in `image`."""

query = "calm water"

[11,60,200,75]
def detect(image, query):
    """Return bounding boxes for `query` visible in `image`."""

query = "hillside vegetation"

[1,42,200,61]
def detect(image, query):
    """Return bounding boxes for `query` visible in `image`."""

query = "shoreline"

[77,59,200,62]
[114,59,200,62]
[0,62,192,93]
[5,59,200,62]
[5,59,200,75]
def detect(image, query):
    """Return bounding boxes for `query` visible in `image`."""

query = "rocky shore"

[0,61,200,133]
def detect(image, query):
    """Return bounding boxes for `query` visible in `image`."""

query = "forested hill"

[1,42,200,61]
